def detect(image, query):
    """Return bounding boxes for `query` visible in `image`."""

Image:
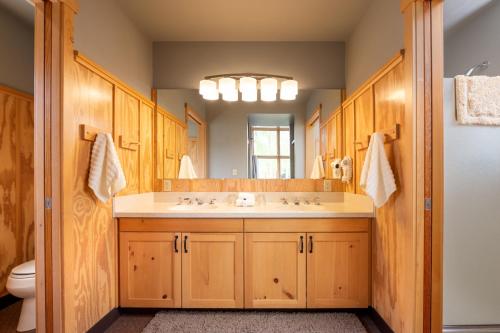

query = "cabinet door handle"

[309,236,313,253]
[184,235,188,253]
[299,236,304,253]
[174,235,179,253]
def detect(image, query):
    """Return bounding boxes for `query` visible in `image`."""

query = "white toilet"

[6,260,36,332]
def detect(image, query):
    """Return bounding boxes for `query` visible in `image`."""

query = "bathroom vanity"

[114,192,374,310]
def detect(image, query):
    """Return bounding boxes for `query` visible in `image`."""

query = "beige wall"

[153,42,345,90]
[0,6,33,94]
[345,0,403,95]
[74,0,153,97]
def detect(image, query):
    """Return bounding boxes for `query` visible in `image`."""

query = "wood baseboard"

[443,325,500,333]
[0,294,21,311]
[87,308,120,333]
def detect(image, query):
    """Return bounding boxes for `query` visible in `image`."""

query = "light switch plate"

[323,180,332,192]
[232,169,238,176]
[163,179,172,192]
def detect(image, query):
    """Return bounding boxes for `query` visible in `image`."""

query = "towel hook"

[465,61,490,76]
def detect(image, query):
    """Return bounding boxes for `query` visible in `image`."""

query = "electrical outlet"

[232,169,238,176]
[163,179,172,192]
[323,180,332,192]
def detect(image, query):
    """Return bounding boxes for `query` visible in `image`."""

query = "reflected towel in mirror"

[178,155,198,179]
[309,155,325,179]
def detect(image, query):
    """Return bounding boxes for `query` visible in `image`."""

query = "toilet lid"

[11,260,35,276]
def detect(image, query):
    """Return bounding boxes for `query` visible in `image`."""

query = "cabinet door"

[119,232,181,308]
[244,233,306,308]
[307,233,369,308]
[182,233,243,308]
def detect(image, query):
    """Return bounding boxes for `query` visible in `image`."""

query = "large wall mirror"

[154,88,342,180]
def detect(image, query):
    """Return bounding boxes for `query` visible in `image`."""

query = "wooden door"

[182,233,244,308]
[139,102,154,192]
[244,233,306,308]
[343,103,356,193]
[354,88,374,194]
[163,117,176,178]
[114,88,140,194]
[119,232,181,308]
[307,233,369,308]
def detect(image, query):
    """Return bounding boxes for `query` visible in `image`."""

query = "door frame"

[401,0,444,332]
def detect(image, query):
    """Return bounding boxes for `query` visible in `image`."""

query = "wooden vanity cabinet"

[182,233,243,308]
[119,232,181,308]
[244,233,306,308]
[306,233,369,308]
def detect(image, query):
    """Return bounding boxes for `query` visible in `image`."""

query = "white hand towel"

[88,133,126,203]
[340,156,353,183]
[359,133,396,208]
[309,155,325,179]
[178,155,198,179]
[331,158,342,179]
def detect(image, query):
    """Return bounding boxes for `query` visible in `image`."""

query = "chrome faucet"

[183,197,193,205]
[209,198,216,205]
[293,198,301,206]
[313,197,321,205]
[195,197,204,205]
[280,198,289,205]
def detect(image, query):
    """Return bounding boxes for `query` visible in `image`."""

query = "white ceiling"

[0,0,34,26]
[444,0,493,33]
[117,0,371,41]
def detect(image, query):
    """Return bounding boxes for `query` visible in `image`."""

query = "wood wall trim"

[306,104,321,126]
[165,179,327,192]
[342,51,404,108]
[0,85,34,101]
[74,51,155,108]
[157,105,186,127]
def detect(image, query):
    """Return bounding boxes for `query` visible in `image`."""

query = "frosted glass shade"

[280,80,298,100]
[239,77,257,94]
[199,79,216,96]
[242,90,257,102]
[260,78,277,102]
[203,89,219,100]
[222,88,238,102]
[218,77,236,94]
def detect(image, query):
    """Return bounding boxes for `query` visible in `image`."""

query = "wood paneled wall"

[343,52,416,332]
[61,49,157,331]
[168,179,326,192]
[0,86,34,297]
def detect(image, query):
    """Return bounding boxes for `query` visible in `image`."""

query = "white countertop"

[113,192,375,219]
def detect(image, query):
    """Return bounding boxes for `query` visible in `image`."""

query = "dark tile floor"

[104,313,154,333]
[0,300,35,333]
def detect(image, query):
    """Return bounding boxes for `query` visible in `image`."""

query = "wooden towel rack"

[355,123,400,151]
[80,124,139,151]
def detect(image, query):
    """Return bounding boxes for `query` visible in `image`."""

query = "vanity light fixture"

[199,73,298,102]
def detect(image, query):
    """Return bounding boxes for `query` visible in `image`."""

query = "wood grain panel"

[119,218,244,233]
[119,232,181,308]
[114,87,140,195]
[354,88,374,194]
[163,117,176,179]
[244,233,306,308]
[139,102,154,192]
[164,179,327,193]
[343,103,356,193]
[307,233,369,308]
[371,60,414,332]
[66,62,116,332]
[244,218,370,233]
[156,112,164,179]
[182,233,243,308]
[0,87,34,296]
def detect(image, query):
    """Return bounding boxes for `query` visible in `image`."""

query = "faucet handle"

[280,198,288,205]
[313,197,321,205]
[209,198,216,205]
